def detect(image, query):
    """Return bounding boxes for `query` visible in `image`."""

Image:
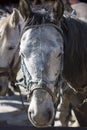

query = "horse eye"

[8,47,14,50]
[57,53,62,58]
[21,53,25,58]
[22,36,26,41]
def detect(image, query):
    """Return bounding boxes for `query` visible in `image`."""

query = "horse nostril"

[29,111,32,116]
[29,111,31,118]
[29,109,34,118]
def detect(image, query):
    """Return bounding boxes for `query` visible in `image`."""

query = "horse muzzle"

[28,107,54,127]
[27,89,55,127]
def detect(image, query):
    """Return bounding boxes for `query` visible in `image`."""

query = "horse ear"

[9,8,23,28]
[19,0,32,20]
[53,0,64,21]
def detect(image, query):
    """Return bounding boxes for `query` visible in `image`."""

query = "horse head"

[19,0,64,127]
[0,8,23,96]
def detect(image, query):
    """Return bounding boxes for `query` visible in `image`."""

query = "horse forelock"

[24,12,54,27]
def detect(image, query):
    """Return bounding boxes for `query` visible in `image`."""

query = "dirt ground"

[0,90,79,127]
[0,92,32,126]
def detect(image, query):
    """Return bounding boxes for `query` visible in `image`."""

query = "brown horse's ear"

[53,0,64,21]
[19,0,32,20]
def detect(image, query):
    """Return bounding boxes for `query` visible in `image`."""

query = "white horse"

[0,8,23,96]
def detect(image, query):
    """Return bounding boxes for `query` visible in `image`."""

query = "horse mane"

[61,16,87,88]
[24,12,53,27]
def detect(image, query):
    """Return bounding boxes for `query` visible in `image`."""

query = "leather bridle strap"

[28,80,59,103]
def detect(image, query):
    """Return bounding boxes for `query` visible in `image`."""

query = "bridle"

[17,22,65,108]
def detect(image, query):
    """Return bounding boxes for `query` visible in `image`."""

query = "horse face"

[0,23,19,95]
[0,9,23,96]
[20,25,63,127]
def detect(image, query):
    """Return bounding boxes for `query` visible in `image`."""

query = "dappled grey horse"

[19,0,87,127]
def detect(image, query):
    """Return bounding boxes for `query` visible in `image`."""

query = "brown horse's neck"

[61,17,87,90]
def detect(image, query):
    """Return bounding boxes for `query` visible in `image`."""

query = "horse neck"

[61,17,87,88]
